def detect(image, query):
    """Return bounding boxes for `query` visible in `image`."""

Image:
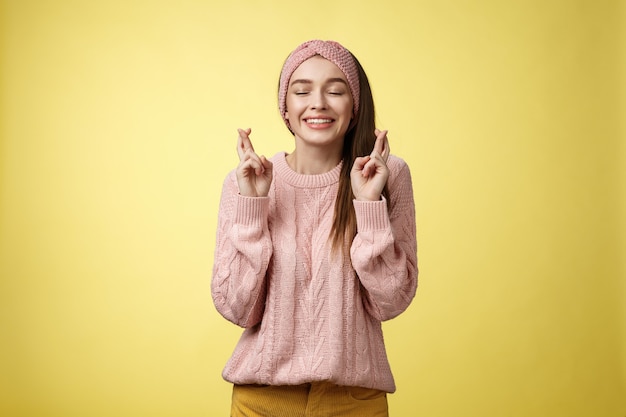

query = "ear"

[283,112,292,130]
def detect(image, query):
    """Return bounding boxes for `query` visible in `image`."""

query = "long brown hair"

[329,52,390,255]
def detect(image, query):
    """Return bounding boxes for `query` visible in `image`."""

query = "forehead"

[290,55,347,82]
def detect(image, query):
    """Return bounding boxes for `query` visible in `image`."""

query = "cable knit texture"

[212,152,417,393]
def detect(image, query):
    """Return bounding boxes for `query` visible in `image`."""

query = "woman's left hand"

[351,129,390,201]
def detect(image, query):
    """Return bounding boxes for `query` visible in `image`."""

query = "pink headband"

[278,40,360,126]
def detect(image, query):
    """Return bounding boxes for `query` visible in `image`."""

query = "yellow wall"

[1,1,624,416]
[618,0,626,400]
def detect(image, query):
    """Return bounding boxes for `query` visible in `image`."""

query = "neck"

[285,145,343,175]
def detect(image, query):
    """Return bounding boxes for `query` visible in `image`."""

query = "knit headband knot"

[278,40,360,127]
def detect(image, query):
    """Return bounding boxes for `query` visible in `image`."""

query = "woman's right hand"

[236,128,273,197]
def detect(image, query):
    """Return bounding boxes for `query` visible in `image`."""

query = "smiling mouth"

[305,118,334,124]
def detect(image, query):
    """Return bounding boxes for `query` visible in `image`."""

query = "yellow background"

[1,0,624,416]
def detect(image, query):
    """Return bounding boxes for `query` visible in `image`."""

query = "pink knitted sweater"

[212,152,417,393]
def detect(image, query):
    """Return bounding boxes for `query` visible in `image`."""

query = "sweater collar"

[273,152,343,188]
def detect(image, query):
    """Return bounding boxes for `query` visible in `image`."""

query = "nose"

[310,90,327,110]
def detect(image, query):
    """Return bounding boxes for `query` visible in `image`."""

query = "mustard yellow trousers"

[231,381,389,417]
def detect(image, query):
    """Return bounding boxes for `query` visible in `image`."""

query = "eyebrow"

[289,78,348,87]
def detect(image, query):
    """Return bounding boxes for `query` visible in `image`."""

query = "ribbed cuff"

[353,197,390,231]
[235,195,270,227]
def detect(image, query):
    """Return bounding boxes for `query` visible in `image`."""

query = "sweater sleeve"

[350,157,418,321]
[211,171,273,328]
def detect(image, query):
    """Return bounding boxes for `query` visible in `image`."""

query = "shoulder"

[223,167,238,185]
[387,154,409,171]
[385,155,415,213]
[386,155,412,185]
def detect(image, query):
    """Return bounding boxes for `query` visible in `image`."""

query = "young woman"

[212,40,418,417]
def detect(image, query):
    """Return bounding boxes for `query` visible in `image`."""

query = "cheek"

[338,97,354,117]
[342,102,354,119]
[285,97,301,116]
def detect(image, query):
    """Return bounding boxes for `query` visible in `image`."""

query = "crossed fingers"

[372,129,390,162]
[237,128,265,175]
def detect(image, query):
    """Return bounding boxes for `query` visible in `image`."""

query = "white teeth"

[306,119,333,124]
